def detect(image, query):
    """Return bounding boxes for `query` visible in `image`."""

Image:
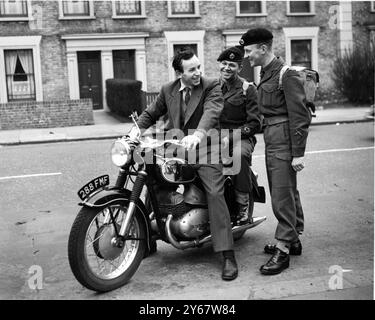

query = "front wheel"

[68,200,146,292]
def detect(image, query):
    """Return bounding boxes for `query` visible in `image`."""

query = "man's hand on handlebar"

[180,134,201,151]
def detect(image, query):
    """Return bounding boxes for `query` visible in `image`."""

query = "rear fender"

[79,186,153,253]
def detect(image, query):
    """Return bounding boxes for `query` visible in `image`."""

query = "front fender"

[79,186,132,208]
[79,186,153,254]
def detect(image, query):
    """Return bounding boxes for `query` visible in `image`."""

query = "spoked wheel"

[68,200,146,292]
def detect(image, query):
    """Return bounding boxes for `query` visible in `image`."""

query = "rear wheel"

[68,200,146,292]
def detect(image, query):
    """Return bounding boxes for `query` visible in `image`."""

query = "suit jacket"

[137,77,224,137]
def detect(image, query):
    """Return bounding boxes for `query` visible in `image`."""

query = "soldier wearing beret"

[240,28,311,275]
[217,46,262,225]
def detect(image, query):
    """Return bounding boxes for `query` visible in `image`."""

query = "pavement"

[0,106,373,146]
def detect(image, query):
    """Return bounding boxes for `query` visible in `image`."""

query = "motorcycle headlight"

[111,139,132,167]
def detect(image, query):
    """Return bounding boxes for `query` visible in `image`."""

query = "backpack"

[278,65,319,116]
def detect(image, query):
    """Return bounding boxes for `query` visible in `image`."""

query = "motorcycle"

[68,114,266,292]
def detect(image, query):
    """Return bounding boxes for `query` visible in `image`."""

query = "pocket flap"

[261,83,278,93]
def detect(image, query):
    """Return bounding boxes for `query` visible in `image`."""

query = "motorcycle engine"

[169,207,210,240]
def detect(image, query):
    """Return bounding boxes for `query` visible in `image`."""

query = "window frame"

[283,27,319,72]
[236,1,267,17]
[0,0,32,22]
[58,0,95,20]
[167,0,200,18]
[112,0,146,19]
[286,1,315,16]
[164,30,205,81]
[0,36,43,103]
[371,1,375,13]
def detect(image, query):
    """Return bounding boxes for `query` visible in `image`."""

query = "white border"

[167,0,200,18]
[286,1,315,16]
[283,27,319,71]
[58,0,95,20]
[0,36,43,103]
[236,0,267,17]
[112,0,146,19]
[164,30,205,81]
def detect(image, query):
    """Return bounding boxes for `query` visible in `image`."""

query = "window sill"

[0,17,31,21]
[167,14,201,18]
[236,13,268,17]
[59,16,96,20]
[112,15,147,19]
[286,13,316,16]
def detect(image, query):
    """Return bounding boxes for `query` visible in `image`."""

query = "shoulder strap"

[278,65,290,90]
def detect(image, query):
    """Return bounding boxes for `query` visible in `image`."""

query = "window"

[4,49,36,101]
[112,0,146,18]
[113,50,136,79]
[283,27,319,71]
[291,40,312,68]
[0,0,32,21]
[287,1,315,16]
[164,30,205,80]
[236,1,267,16]
[371,2,375,13]
[168,1,199,18]
[59,0,95,19]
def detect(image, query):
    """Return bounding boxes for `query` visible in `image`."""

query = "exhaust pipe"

[165,215,267,250]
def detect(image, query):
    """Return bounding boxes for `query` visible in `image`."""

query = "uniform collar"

[220,75,242,91]
[260,56,285,79]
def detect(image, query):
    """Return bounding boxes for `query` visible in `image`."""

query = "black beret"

[217,46,244,63]
[239,28,273,46]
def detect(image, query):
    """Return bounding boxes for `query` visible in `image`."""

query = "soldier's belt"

[263,115,289,126]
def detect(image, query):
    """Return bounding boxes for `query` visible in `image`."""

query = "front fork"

[118,165,147,238]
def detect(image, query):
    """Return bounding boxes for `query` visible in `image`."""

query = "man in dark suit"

[127,47,238,281]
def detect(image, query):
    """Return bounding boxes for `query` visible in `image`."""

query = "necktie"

[184,87,191,107]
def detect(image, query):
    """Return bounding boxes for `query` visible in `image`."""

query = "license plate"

[78,175,109,201]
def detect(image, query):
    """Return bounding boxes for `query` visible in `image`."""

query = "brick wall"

[0,1,372,110]
[0,99,94,130]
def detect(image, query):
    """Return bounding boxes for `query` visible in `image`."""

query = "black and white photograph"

[0,0,374,304]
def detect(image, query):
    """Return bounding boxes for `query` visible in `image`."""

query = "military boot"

[235,191,251,225]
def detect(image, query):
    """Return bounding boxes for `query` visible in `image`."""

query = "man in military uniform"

[239,28,311,275]
[217,46,262,225]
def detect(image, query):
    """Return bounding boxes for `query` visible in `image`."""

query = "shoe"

[264,240,302,256]
[221,257,238,281]
[260,248,290,275]
[236,203,250,225]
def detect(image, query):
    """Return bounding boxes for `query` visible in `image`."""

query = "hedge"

[106,79,146,117]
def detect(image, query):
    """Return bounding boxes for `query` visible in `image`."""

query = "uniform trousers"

[264,121,304,243]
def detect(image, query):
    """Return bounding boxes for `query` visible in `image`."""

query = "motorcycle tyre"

[233,197,254,241]
[68,203,147,292]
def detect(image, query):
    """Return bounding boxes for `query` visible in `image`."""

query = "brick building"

[0,0,374,129]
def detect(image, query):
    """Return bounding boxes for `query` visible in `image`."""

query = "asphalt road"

[0,122,373,300]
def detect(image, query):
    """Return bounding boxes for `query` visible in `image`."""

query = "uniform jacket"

[257,57,311,157]
[137,77,223,137]
[219,76,262,139]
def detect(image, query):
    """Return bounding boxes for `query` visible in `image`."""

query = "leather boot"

[235,191,251,225]
[260,248,290,275]
[221,251,238,281]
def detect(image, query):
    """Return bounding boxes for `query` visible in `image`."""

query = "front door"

[78,51,102,110]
